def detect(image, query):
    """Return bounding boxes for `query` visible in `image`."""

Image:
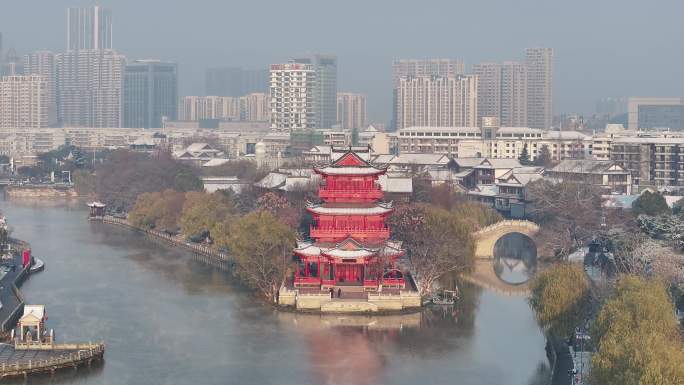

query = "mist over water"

[0,200,547,385]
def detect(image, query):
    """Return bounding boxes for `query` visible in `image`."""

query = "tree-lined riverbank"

[1,200,550,385]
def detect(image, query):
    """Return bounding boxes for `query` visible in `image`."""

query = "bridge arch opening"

[492,232,537,285]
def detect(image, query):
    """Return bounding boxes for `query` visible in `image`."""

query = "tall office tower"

[242,68,269,95]
[67,6,113,50]
[123,60,178,128]
[313,54,337,129]
[391,59,465,130]
[239,93,269,121]
[0,75,48,129]
[269,61,316,131]
[396,75,478,129]
[56,50,125,127]
[525,47,553,129]
[205,67,269,96]
[337,92,367,130]
[500,61,527,127]
[23,51,58,126]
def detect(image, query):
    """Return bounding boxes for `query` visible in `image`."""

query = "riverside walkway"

[0,342,105,378]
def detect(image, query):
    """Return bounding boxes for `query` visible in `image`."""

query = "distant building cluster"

[180,94,269,122]
[392,49,554,130]
[3,4,684,207]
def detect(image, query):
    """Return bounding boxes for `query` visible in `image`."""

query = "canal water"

[1,200,549,385]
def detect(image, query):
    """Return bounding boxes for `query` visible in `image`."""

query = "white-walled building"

[56,49,125,128]
[269,62,316,131]
[0,75,48,129]
[396,75,478,129]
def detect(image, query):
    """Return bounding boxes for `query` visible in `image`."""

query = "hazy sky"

[2,0,683,123]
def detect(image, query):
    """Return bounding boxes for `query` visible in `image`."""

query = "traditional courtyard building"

[292,148,407,291]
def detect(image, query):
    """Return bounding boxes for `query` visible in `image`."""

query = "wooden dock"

[0,342,105,378]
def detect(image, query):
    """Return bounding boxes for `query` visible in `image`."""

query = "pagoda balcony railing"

[318,188,383,201]
[310,226,390,240]
[382,277,405,285]
[294,276,322,287]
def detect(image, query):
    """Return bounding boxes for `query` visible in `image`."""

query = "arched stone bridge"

[474,220,540,259]
[463,220,540,296]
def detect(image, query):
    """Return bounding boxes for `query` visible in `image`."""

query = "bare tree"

[526,179,604,259]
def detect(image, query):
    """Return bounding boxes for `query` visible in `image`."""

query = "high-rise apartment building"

[500,62,528,127]
[205,67,269,97]
[56,50,125,127]
[23,51,57,126]
[0,75,48,129]
[239,93,269,122]
[337,93,367,130]
[473,61,527,127]
[291,55,337,129]
[392,59,465,130]
[180,94,268,122]
[123,60,178,128]
[525,48,553,129]
[67,6,113,50]
[269,62,316,131]
[473,62,501,126]
[396,75,478,129]
[391,59,465,87]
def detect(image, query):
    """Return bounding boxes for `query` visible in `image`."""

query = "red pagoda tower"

[293,148,406,291]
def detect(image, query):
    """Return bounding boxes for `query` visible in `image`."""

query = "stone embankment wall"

[101,216,232,271]
[5,186,78,199]
[279,287,421,313]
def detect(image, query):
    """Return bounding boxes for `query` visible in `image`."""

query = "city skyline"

[2,0,683,124]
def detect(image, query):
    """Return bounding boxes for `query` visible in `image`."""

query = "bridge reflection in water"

[493,232,537,285]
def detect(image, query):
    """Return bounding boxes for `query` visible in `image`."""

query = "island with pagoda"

[278,148,421,312]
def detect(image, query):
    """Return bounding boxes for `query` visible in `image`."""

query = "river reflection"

[493,232,538,285]
[1,200,548,385]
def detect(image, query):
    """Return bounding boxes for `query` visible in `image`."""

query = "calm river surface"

[1,200,548,385]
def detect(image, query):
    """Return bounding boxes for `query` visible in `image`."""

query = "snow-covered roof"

[324,248,377,258]
[186,142,215,152]
[549,160,627,174]
[294,237,404,259]
[254,172,288,189]
[22,305,45,321]
[543,130,590,140]
[372,154,396,164]
[378,174,412,193]
[294,242,322,256]
[468,184,498,197]
[474,158,521,169]
[388,153,450,165]
[315,166,385,175]
[202,158,231,167]
[307,202,393,215]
